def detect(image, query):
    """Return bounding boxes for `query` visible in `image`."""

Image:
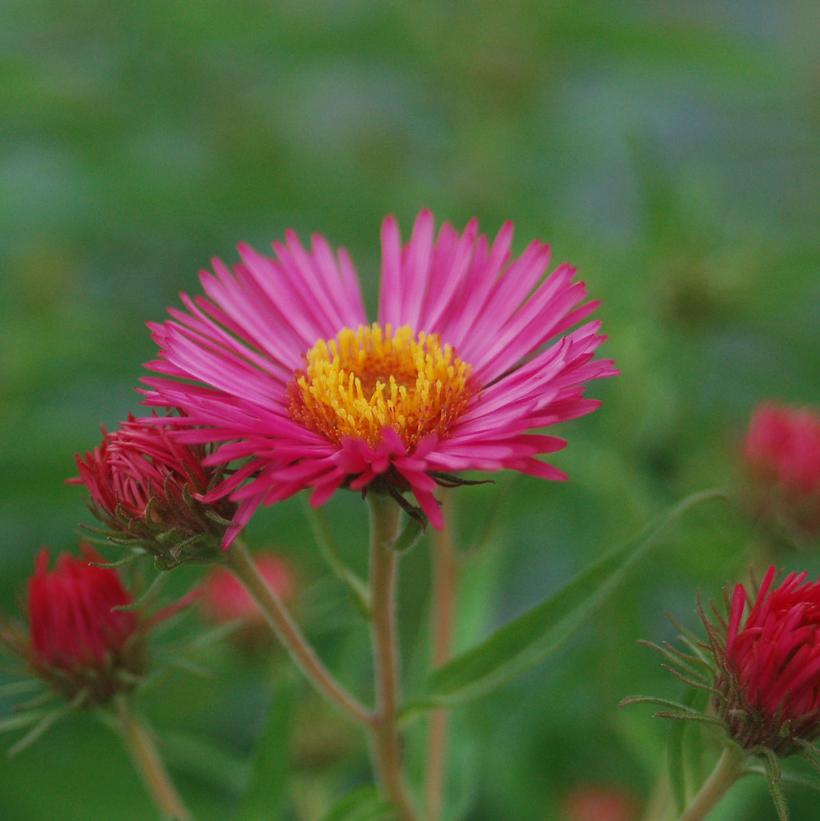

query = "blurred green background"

[1,1,818,818]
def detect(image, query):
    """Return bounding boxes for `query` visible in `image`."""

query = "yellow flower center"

[289,323,475,448]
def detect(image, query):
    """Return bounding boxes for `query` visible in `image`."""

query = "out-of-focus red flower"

[19,546,147,704]
[72,415,236,568]
[561,785,639,821]
[742,402,820,542]
[715,565,820,753]
[200,552,296,625]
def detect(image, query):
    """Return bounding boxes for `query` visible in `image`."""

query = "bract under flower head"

[742,402,820,543]
[143,210,617,546]
[26,546,146,704]
[72,415,236,568]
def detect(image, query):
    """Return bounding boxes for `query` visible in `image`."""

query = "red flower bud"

[742,402,820,543]
[200,552,296,625]
[717,566,820,753]
[561,785,639,821]
[72,415,236,568]
[23,546,146,705]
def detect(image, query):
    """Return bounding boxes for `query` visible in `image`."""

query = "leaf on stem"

[404,490,725,713]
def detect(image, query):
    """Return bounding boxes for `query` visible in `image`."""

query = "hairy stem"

[426,491,457,821]
[679,746,744,821]
[115,696,191,821]
[227,540,373,727]
[368,493,418,821]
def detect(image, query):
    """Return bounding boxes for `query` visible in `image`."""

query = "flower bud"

[199,552,296,650]
[72,415,237,569]
[625,566,820,818]
[17,547,146,705]
[714,566,820,754]
[561,785,639,821]
[741,402,820,544]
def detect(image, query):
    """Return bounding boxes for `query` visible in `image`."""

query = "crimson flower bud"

[561,785,639,821]
[715,566,820,754]
[72,415,237,569]
[19,547,146,705]
[741,402,820,544]
[200,552,295,624]
[625,566,820,818]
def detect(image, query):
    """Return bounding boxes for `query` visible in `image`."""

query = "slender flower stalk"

[225,541,372,727]
[115,696,191,821]
[679,747,744,821]
[426,491,457,821]
[368,493,418,821]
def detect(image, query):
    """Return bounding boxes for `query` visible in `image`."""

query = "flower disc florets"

[73,415,236,568]
[289,323,475,449]
[21,547,146,705]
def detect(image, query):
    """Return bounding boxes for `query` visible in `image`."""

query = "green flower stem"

[368,493,419,821]
[425,491,457,821]
[115,696,191,821]
[679,746,745,821]
[227,540,374,727]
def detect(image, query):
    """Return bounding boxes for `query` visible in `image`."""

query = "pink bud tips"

[741,402,820,544]
[72,415,237,568]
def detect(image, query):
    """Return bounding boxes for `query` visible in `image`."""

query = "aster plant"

[131,210,617,816]
[53,211,733,818]
[623,565,820,821]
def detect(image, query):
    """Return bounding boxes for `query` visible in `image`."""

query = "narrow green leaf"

[322,786,394,821]
[410,490,724,711]
[236,674,298,821]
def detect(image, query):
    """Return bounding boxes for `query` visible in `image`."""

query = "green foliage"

[1,0,818,819]
[409,491,724,712]
[236,675,298,821]
[322,787,394,821]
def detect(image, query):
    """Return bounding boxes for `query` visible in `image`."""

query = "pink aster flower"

[741,401,820,541]
[143,211,617,545]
